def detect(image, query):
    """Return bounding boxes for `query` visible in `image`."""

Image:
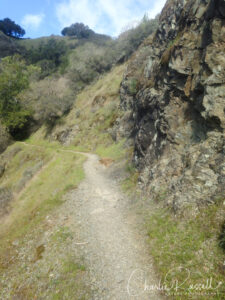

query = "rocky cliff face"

[118,0,225,213]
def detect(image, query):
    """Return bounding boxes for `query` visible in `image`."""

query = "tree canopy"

[0,55,33,135]
[61,23,94,38]
[0,18,25,38]
[25,38,69,78]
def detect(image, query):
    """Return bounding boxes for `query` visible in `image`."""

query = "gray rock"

[117,0,225,212]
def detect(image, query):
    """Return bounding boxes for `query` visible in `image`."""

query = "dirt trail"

[64,153,163,299]
[17,143,163,299]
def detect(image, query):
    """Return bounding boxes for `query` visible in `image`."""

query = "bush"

[68,42,114,90]
[21,76,74,127]
[0,55,33,135]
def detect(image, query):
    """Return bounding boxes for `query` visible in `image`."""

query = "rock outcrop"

[118,0,225,213]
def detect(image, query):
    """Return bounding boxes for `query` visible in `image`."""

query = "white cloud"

[56,0,99,31]
[147,0,167,19]
[56,0,167,37]
[22,14,45,30]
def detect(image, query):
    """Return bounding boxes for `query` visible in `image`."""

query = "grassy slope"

[17,33,111,50]
[17,35,79,50]
[144,203,225,299]
[0,138,87,298]
[51,64,129,160]
[122,160,225,299]
[123,165,225,298]
[0,63,129,299]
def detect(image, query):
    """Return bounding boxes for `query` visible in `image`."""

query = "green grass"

[147,203,225,299]
[45,226,89,300]
[0,63,128,299]
[121,162,140,194]
[96,139,126,160]
[51,257,87,300]
[62,258,86,274]
[48,64,128,161]
[0,134,88,299]
[17,35,78,50]
[0,137,86,266]
[51,226,73,243]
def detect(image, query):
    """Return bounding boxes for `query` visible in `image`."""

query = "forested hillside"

[0,16,158,146]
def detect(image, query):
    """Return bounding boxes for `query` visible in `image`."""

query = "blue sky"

[0,0,166,38]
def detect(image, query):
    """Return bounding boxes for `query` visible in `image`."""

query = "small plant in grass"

[62,259,86,274]
[52,226,73,243]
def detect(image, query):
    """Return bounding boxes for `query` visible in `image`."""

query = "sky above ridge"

[0,0,167,38]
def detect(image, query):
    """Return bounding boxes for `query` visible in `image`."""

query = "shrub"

[21,76,74,127]
[68,42,114,90]
[0,55,33,135]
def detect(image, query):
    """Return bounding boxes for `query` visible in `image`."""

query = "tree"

[61,23,94,38]
[0,55,32,135]
[0,18,25,38]
[25,38,68,77]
